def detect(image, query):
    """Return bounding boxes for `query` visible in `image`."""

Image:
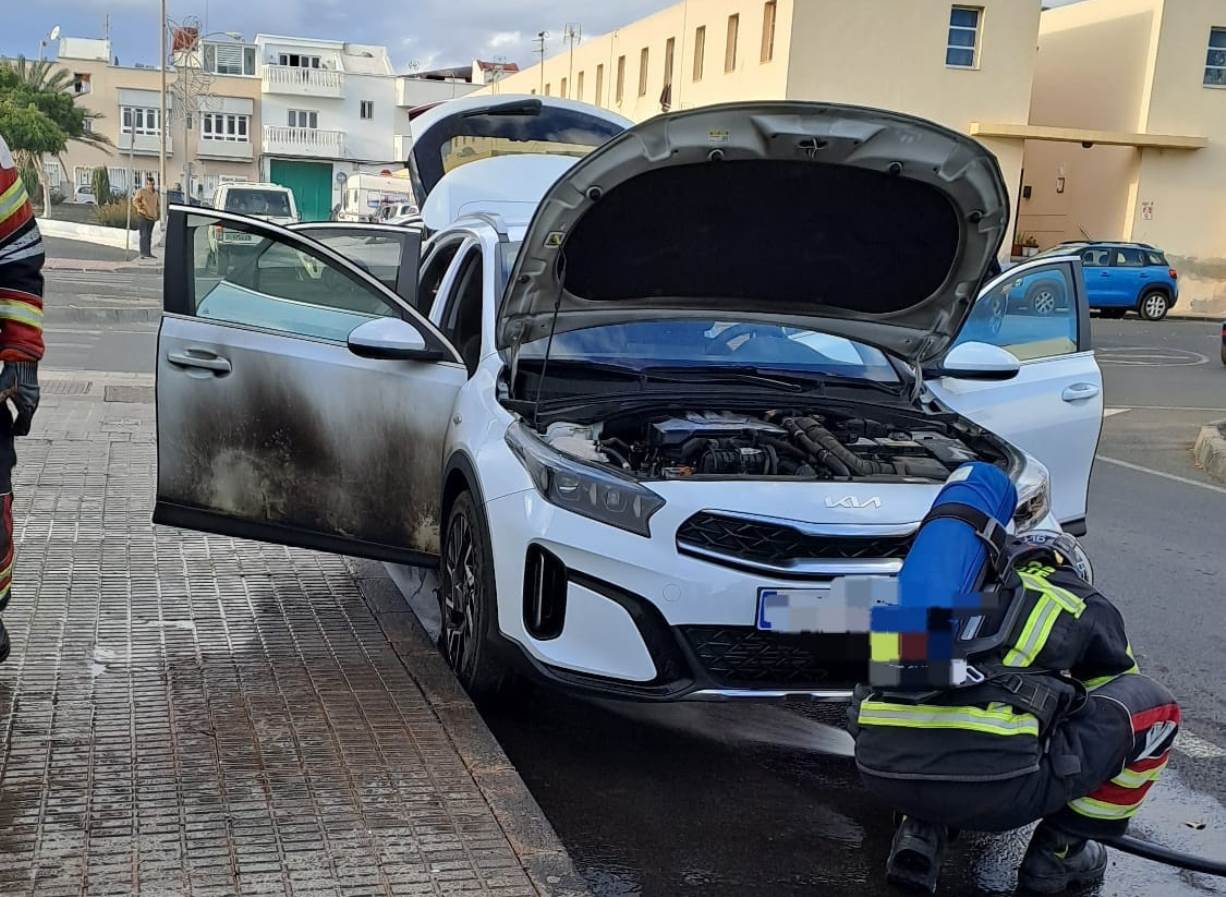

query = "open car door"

[929,256,1103,533]
[153,205,464,563]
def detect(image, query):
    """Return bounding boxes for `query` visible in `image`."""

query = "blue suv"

[1040,242,1179,321]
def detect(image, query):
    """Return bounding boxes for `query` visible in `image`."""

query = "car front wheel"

[439,491,510,698]
[1139,291,1170,321]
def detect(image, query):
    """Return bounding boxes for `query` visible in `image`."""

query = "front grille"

[682,626,866,688]
[676,512,913,567]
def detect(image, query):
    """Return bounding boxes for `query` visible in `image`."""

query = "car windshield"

[518,320,899,383]
[225,190,292,217]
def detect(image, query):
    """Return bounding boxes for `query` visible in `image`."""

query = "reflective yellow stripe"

[1068,795,1144,820]
[0,179,28,222]
[0,300,43,328]
[859,700,1040,737]
[1003,593,1062,667]
[1112,759,1168,789]
[1018,571,1086,616]
[1083,665,1139,690]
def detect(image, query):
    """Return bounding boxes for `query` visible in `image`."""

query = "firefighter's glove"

[0,362,40,436]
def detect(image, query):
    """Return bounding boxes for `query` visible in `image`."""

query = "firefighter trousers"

[861,673,1180,840]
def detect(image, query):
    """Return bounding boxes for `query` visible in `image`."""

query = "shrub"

[91,167,111,206]
[94,200,135,229]
[49,187,65,205]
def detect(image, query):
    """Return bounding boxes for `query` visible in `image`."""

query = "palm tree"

[1,56,112,211]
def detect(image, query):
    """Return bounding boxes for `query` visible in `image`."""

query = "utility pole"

[124,126,137,260]
[535,31,548,94]
[159,0,168,224]
[564,24,581,99]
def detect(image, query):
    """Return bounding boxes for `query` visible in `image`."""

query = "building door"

[269,159,333,221]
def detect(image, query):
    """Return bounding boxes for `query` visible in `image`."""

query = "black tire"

[1138,290,1170,321]
[439,491,511,698]
[1026,280,1064,316]
[1099,308,1127,319]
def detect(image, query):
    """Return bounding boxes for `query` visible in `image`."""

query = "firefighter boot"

[1018,822,1108,894]
[886,816,947,894]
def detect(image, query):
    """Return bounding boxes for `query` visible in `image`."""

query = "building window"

[725,14,740,73]
[595,64,604,105]
[576,70,585,101]
[203,43,256,76]
[42,163,63,188]
[287,109,318,129]
[616,55,626,103]
[664,37,676,88]
[947,6,982,68]
[278,53,321,68]
[638,47,650,96]
[1205,28,1226,86]
[72,73,91,95]
[761,1,777,63]
[82,119,93,134]
[201,112,251,142]
[74,166,92,188]
[694,25,706,80]
[545,82,551,96]
[120,106,160,136]
[360,100,374,119]
[560,77,568,98]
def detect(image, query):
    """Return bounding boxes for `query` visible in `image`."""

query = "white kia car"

[154,98,1103,701]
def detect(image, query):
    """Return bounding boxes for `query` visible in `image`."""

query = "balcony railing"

[262,64,344,98]
[263,126,345,158]
[195,137,254,161]
[117,132,173,157]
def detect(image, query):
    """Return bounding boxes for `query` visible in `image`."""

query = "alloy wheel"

[442,512,479,675]
[1143,293,1168,320]
[1032,289,1057,315]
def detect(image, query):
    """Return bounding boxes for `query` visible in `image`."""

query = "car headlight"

[1013,454,1052,533]
[505,421,665,537]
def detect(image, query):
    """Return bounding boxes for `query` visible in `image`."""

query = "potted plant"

[1021,233,1040,258]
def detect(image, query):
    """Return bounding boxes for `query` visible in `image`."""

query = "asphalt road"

[37,237,1226,895]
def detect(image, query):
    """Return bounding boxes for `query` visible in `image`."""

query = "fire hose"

[1100,834,1226,877]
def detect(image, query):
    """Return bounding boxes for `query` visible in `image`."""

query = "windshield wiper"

[642,365,807,393]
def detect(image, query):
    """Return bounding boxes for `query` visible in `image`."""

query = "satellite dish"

[49,25,61,41]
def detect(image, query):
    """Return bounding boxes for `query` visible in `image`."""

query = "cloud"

[487,31,521,51]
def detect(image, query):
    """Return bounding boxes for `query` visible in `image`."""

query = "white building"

[255,35,402,219]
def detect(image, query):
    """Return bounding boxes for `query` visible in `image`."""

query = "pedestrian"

[0,134,46,664]
[132,175,160,259]
[851,462,1179,895]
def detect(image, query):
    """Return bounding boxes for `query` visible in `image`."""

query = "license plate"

[757,578,898,634]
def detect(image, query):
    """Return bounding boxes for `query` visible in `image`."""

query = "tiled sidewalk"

[0,376,583,897]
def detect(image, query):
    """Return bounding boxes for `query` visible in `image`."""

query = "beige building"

[483,0,1043,256]
[48,36,261,202]
[1017,0,1225,315]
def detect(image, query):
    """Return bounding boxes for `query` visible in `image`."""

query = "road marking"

[1104,408,1130,418]
[1096,455,1226,496]
[1112,405,1226,413]
[1096,346,1208,367]
[1176,731,1226,760]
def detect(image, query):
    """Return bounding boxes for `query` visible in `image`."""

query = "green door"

[269,160,333,221]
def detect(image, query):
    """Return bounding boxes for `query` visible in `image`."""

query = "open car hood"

[496,102,1010,364]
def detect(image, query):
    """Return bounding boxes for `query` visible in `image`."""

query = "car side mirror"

[348,317,445,362]
[929,341,1021,381]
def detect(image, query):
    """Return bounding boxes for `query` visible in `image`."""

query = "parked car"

[207,182,299,272]
[154,99,1102,703]
[1038,241,1179,321]
[375,202,421,226]
[73,184,95,204]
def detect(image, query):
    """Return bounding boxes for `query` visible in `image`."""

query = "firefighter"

[0,135,46,664]
[850,462,1179,895]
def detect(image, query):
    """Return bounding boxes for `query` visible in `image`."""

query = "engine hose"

[1102,834,1226,877]
[798,416,893,477]
[783,417,859,478]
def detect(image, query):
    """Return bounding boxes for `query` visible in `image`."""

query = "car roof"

[1062,240,1160,251]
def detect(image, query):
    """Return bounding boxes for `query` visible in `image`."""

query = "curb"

[351,560,592,897]
[1193,419,1226,484]
[46,306,161,325]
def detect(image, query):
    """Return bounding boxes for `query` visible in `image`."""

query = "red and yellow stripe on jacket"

[0,141,45,363]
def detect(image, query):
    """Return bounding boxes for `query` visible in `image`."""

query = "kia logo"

[825,496,883,510]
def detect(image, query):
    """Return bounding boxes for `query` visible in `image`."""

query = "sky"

[4,0,1084,75]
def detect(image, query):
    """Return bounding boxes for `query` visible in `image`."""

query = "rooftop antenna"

[564,23,581,98]
[534,31,548,94]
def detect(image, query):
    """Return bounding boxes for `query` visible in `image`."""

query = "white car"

[74,184,95,204]
[154,98,1103,701]
[207,182,299,271]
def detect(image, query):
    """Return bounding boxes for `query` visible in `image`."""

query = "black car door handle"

[167,350,232,374]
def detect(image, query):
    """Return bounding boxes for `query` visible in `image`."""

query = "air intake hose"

[784,416,891,477]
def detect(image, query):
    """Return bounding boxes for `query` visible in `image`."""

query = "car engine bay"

[542,409,1000,482]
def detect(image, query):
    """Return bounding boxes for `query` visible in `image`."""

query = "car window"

[224,189,293,217]
[418,238,464,314]
[189,213,399,342]
[302,232,403,291]
[1115,248,1147,268]
[958,263,1079,361]
[1080,248,1111,268]
[438,248,485,376]
[1146,251,1167,267]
